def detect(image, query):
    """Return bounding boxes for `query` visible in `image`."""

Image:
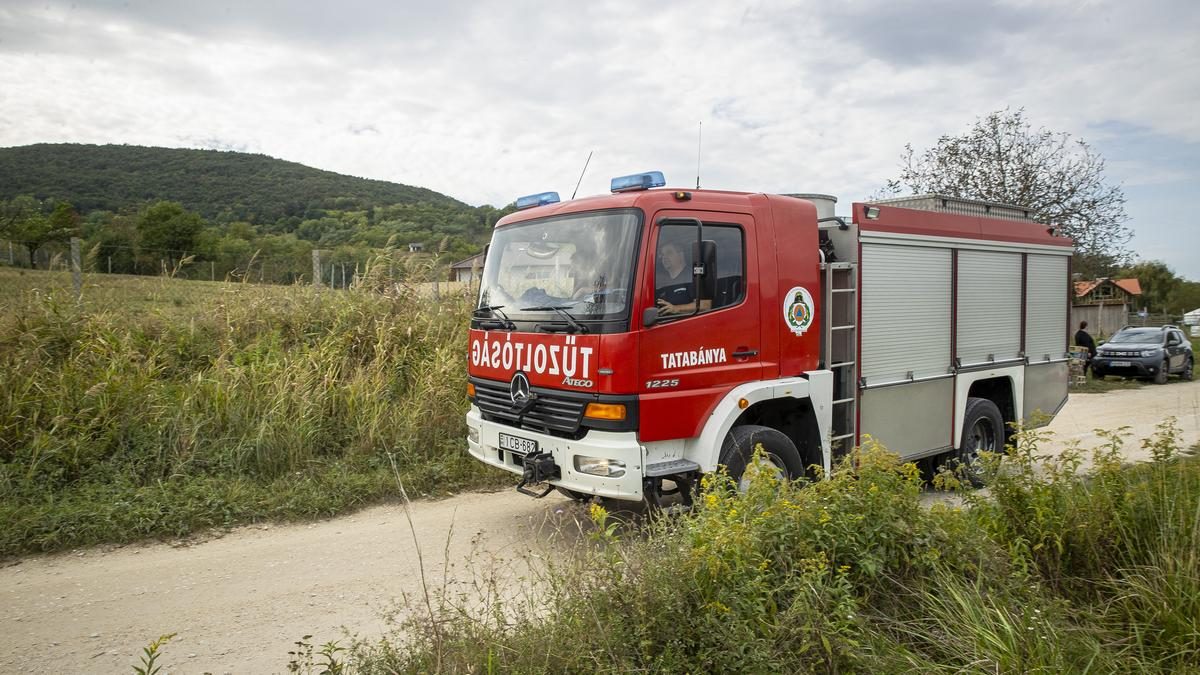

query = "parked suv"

[1092,325,1194,384]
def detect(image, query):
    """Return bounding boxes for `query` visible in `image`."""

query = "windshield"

[477,209,641,325]
[1108,330,1162,344]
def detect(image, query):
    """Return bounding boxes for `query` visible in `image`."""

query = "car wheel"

[718,425,805,490]
[949,397,1004,487]
[1154,358,1169,384]
[1183,357,1194,382]
[1091,367,1105,379]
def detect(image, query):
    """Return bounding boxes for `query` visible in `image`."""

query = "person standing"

[1075,321,1097,375]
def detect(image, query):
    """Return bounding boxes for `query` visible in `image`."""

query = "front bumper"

[1092,355,1161,378]
[466,406,645,500]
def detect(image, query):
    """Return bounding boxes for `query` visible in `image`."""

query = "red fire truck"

[465,172,1072,505]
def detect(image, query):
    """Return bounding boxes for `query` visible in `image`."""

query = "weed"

[0,268,508,555]
[131,632,176,675]
[342,425,1199,674]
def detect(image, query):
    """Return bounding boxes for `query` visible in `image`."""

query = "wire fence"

[0,237,472,291]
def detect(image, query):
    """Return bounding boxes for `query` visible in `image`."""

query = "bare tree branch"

[884,109,1132,265]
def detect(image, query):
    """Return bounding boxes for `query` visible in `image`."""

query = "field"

[0,267,506,556]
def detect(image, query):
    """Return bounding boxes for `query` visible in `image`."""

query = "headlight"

[1140,349,1161,357]
[467,427,479,444]
[574,456,626,478]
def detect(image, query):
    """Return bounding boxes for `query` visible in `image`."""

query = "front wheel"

[1155,358,1169,384]
[1182,357,1194,382]
[718,425,805,491]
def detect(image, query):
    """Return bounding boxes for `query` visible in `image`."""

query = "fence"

[0,238,474,293]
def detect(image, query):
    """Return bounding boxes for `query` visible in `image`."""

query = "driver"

[655,240,710,315]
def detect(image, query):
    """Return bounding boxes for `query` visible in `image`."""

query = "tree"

[881,108,1132,264]
[136,201,205,259]
[1121,260,1181,314]
[0,197,78,268]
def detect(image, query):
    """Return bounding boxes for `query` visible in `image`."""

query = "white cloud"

[2,0,1198,276]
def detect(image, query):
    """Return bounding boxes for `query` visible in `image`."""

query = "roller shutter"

[957,251,1022,365]
[1025,254,1069,361]
[861,244,951,384]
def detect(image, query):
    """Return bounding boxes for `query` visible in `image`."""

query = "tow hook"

[516,451,560,498]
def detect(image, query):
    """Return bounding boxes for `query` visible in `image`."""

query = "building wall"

[1071,303,1128,338]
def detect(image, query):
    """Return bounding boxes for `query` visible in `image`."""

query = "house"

[1072,278,1142,336]
[450,252,485,283]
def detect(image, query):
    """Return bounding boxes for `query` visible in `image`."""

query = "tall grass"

[0,269,505,556]
[350,425,1199,674]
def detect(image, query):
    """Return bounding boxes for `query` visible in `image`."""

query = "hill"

[0,143,469,223]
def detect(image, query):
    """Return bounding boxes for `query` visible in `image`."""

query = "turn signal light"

[584,402,627,421]
[466,382,476,399]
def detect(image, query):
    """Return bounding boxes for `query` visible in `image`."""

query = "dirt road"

[3,381,1198,674]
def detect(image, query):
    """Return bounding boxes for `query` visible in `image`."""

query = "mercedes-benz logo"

[509,372,531,405]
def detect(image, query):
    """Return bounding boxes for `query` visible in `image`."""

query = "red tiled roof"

[1074,277,1141,298]
[1113,278,1142,295]
[1074,280,1100,297]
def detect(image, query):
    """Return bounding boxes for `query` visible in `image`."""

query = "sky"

[1,0,1198,278]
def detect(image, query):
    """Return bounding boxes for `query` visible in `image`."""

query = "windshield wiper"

[473,304,515,330]
[520,305,589,334]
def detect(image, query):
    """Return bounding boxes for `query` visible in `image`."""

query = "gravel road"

[3,380,1198,674]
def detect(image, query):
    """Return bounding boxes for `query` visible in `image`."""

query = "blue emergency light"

[610,171,666,193]
[515,191,561,210]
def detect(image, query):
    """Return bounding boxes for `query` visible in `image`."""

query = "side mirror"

[643,306,659,327]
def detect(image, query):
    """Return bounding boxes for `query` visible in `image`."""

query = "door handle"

[732,348,758,358]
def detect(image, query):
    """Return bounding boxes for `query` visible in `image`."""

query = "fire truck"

[465,171,1072,505]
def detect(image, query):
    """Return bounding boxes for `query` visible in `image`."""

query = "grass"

[341,423,1200,674]
[0,267,508,557]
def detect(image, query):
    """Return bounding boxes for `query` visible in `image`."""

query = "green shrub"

[349,427,1198,674]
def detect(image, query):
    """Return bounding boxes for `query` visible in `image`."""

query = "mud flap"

[516,451,561,498]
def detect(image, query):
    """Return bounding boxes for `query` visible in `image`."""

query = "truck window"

[654,223,743,318]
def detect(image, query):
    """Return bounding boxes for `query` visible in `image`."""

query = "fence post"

[312,250,323,287]
[108,256,112,274]
[211,261,215,281]
[70,237,82,300]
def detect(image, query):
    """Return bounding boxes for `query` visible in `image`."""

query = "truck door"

[637,213,761,443]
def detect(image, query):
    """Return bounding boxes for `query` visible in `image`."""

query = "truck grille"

[471,378,588,437]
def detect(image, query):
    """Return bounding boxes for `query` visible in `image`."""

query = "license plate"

[498,433,538,455]
[1110,361,1131,367]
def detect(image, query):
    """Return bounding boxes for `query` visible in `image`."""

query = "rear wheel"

[718,425,805,490]
[949,397,1004,486]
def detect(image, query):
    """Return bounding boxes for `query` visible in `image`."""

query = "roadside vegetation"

[342,421,1198,674]
[0,266,506,557]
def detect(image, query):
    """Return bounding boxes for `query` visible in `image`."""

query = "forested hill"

[0,143,469,222]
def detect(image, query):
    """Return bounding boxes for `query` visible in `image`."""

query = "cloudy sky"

[1,0,1198,277]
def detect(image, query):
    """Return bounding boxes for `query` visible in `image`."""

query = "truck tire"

[718,425,805,490]
[556,487,593,502]
[951,397,1004,486]
[1154,358,1169,384]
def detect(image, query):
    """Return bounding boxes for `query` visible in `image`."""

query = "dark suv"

[1092,325,1194,384]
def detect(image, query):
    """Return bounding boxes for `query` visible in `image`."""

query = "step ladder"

[821,261,858,456]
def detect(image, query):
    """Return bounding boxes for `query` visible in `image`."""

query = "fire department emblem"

[784,286,814,336]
